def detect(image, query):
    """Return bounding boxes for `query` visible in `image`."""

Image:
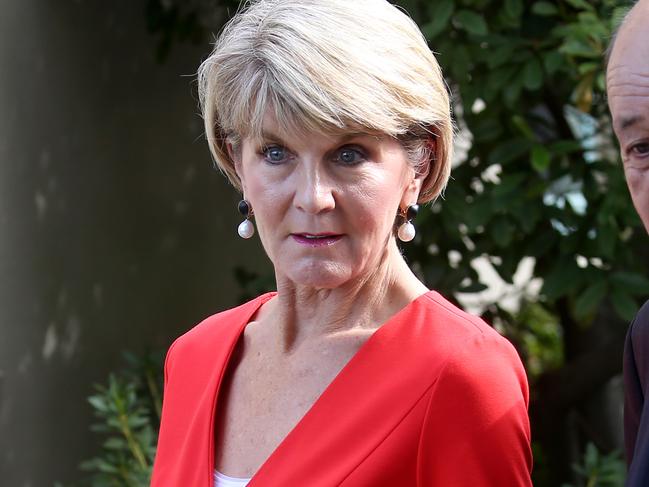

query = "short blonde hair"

[197,0,453,203]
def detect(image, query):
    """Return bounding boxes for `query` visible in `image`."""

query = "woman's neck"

[264,242,428,353]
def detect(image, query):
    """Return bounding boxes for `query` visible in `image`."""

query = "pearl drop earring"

[398,204,419,242]
[237,199,255,239]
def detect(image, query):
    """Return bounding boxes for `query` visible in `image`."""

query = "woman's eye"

[262,145,289,164]
[334,147,366,165]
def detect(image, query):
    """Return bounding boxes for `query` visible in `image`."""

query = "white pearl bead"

[398,222,415,242]
[238,219,255,239]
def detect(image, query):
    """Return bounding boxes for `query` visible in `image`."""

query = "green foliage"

[561,443,626,487]
[516,301,564,377]
[408,0,644,330]
[404,0,642,483]
[79,352,163,487]
[145,0,240,62]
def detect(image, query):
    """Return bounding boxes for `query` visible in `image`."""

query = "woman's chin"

[280,261,353,290]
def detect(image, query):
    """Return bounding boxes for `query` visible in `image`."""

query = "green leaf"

[565,0,595,12]
[422,0,455,39]
[491,175,527,213]
[450,45,471,80]
[464,198,493,230]
[504,0,524,20]
[578,62,599,75]
[549,139,584,155]
[88,395,109,413]
[128,415,150,428]
[544,51,564,75]
[532,1,558,16]
[455,10,488,36]
[503,70,525,107]
[523,58,543,91]
[511,201,542,233]
[542,259,583,301]
[596,72,606,91]
[512,115,534,139]
[490,217,516,247]
[95,458,120,473]
[610,272,649,296]
[560,39,599,58]
[485,65,518,101]
[487,44,516,69]
[104,437,128,450]
[574,280,607,318]
[611,288,639,321]
[487,138,532,165]
[471,117,503,142]
[578,10,599,22]
[584,442,599,469]
[597,221,618,257]
[531,145,551,171]
[488,64,518,87]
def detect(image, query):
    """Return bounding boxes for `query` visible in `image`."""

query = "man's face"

[607,2,649,234]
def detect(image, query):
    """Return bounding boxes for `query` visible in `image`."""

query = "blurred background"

[0,1,270,485]
[0,1,646,486]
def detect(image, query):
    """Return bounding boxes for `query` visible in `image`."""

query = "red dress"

[151,291,532,486]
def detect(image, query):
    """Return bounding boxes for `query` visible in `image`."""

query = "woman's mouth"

[291,233,343,246]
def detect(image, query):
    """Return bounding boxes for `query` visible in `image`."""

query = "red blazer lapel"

[248,292,443,486]
[152,293,276,486]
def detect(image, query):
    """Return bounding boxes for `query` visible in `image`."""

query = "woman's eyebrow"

[256,130,376,146]
[339,132,377,142]
[257,130,289,145]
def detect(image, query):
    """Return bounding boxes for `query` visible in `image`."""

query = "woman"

[151,0,533,486]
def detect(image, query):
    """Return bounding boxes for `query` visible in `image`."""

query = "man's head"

[607,0,649,234]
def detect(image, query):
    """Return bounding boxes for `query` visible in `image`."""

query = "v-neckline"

[209,290,434,485]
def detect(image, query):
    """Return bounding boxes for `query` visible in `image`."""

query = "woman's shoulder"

[408,291,526,385]
[415,291,515,349]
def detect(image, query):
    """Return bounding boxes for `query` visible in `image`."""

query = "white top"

[214,470,251,487]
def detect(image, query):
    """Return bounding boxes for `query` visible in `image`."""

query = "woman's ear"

[226,139,240,170]
[401,176,423,209]
[226,137,246,186]
[416,137,435,181]
[225,137,249,198]
[402,137,434,207]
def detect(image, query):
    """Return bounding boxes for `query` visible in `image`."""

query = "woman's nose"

[293,164,335,214]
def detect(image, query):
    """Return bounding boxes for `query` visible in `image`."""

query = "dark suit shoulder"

[631,300,649,343]
[635,300,649,325]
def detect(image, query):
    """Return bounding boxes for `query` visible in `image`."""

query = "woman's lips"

[291,233,343,246]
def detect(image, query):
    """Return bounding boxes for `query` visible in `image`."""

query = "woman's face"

[234,115,423,289]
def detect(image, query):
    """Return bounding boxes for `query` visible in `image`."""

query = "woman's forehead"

[241,109,383,143]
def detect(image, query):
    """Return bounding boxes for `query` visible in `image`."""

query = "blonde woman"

[151,1,533,485]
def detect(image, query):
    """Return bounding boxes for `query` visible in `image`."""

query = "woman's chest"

[215,362,435,486]
[153,297,453,486]
[214,344,364,476]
